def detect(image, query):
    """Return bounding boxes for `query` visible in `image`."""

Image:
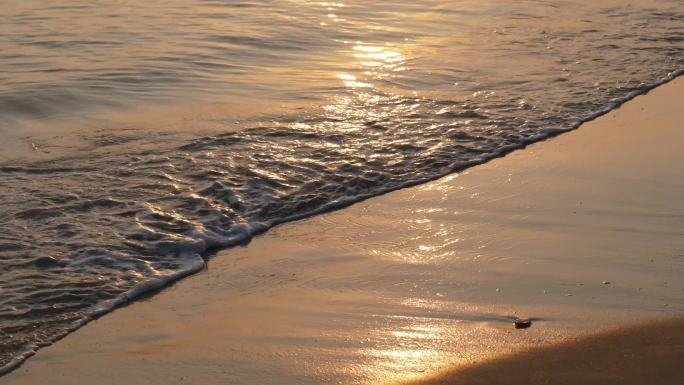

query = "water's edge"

[1,70,681,378]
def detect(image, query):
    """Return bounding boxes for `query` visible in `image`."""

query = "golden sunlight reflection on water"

[312,2,470,360]
[318,1,409,91]
[338,43,408,89]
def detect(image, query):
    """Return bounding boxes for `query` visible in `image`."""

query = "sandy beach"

[3,77,683,384]
[407,317,684,385]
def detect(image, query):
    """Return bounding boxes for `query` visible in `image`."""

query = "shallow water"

[0,0,683,374]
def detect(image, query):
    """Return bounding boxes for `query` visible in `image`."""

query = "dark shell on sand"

[514,318,532,329]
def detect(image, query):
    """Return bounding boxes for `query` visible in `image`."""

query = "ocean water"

[0,0,682,374]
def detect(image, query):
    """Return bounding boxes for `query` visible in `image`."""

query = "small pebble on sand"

[514,318,532,329]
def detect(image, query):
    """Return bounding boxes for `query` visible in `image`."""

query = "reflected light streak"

[336,73,373,88]
[319,2,409,91]
[356,301,456,382]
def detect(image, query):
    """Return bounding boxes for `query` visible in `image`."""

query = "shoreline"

[2,73,682,378]
[3,77,684,384]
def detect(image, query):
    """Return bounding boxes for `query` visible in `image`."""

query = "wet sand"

[3,78,683,384]
[405,317,684,385]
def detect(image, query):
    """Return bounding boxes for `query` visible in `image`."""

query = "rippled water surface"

[1,0,683,373]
